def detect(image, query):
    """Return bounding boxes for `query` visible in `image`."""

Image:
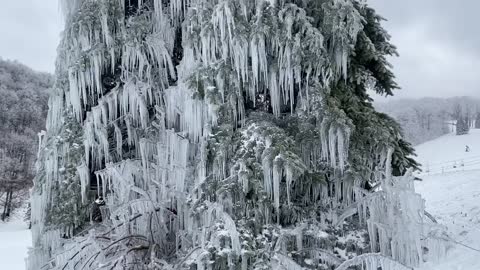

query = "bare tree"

[0,59,51,220]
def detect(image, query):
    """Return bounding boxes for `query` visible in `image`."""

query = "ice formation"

[28,0,436,270]
[352,150,448,268]
[334,253,413,270]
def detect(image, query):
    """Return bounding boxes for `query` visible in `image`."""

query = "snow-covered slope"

[0,210,31,270]
[416,129,480,176]
[415,129,480,270]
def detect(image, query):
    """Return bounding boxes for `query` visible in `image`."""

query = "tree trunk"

[2,190,9,221]
[1,203,6,221]
[5,190,13,218]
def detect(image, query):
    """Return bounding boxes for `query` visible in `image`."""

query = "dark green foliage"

[43,113,90,230]
[456,116,470,135]
[475,113,480,129]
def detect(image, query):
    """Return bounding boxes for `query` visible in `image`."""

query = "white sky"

[369,0,480,100]
[0,0,63,73]
[0,1,478,99]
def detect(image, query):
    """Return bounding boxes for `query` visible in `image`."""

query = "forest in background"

[376,96,480,145]
[0,59,52,221]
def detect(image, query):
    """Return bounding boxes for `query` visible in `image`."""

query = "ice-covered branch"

[334,253,414,270]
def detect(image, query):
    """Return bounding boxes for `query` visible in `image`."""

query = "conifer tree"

[475,112,480,129]
[28,1,444,270]
[456,116,470,135]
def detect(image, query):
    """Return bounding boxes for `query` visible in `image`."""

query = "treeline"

[376,97,480,145]
[0,59,52,220]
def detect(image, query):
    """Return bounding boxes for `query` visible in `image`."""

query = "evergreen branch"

[297,248,343,266]
[101,206,176,236]
[102,235,149,251]
[61,243,93,270]
[424,211,438,223]
[334,253,414,270]
[174,247,202,269]
[126,245,150,255]
[81,251,101,270]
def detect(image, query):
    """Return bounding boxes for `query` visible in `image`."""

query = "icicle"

[238,161,249,194]
[286,165,293,206]
[96,173,101,197]
[320,118,330,161]
[102,173,107,199]
[273,156,282,223]
[211,1,236,57]
[164,84,217,141]
[46,95,64,131]
[37,131,46,158]
[272,253,304,270]
[241,254,248,270]
[384,148,394,186]
[222,212,241,254]
[140,138,150,183]
[337,128,346,172]
[262,156,273,197]
[77,164,90,204]
[269,70,281,117]
[358,155,446,267]
[68,71,82,119]
[113,122,123,158]
[215,72,226,102]
[170,0,190,23]
[328,125,338,169]
[153,0,165,26]
[126,117,134,146]
[292,225,304,251]
[250,36,260,98]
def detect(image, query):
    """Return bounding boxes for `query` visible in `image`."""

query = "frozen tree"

[453,104,470,136]
[28,1,445,270]
[475,111,480,129]
[456,117,469,135]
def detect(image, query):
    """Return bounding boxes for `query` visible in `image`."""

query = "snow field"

[0,211,31,270]
[416,129,480,269]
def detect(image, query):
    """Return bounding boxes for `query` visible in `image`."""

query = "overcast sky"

[0,0,62,73]
[369,0,479,99]
[0,1,478,99]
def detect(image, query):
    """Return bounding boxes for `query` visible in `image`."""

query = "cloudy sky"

[0,0,62,73]
[0,1,478,99]
[369,0,479,99]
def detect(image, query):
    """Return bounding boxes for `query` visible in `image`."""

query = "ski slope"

[416,129,480,176]
[0,213,31,270]
[415,129,480,270]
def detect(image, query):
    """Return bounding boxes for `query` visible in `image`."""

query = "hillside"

[0,59,53,221]
[375,97,480,145]
[416,129,480,175]
[415,129,480,269]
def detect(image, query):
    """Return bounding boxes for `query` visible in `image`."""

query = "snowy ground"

[415,130,480,176]
[416,129,480,269]
[0,210,31,270]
